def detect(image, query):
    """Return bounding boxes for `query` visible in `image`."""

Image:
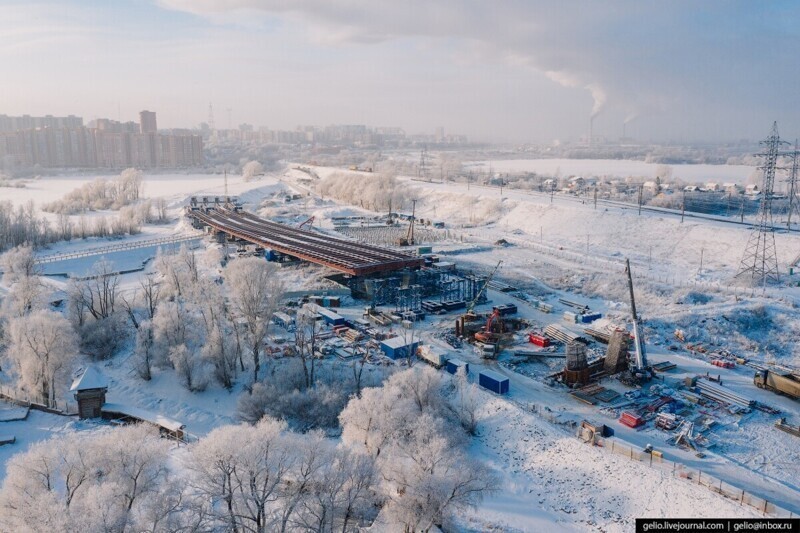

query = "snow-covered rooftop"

[102,402,185,432]
[70,365,109,392]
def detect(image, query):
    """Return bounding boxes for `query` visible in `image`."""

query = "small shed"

[101,402,186,441]
[380,336,420,360]
[70,366,109,419]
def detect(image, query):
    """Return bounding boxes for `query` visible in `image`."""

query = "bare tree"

[294,306,321,389]
[225,258,284,383]
[138,273,161,320]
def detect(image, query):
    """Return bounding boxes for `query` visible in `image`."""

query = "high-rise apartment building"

[139,110,157,134]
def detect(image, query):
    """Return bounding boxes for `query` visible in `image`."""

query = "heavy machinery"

[754,369,800,400]
[624,258,652,383]
[474,308,505,344]
[298,216,315,229]
[395,200,416,246]
[464,260,503,319]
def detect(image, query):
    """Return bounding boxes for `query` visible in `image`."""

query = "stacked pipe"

[695,378,753,408]
[544,324,584,344]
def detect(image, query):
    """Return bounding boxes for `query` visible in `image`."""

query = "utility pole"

[699,247,704,274]
[637,184,643,215]
[681,190,686,223]
[594,186,598,209]
[550,185,555,204]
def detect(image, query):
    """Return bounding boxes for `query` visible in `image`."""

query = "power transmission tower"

[785,140,800,229]
[418,146,429,181]
[207,103,215,131]
[736,122,787,286]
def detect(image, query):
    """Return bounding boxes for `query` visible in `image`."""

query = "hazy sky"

[1,1,799,143]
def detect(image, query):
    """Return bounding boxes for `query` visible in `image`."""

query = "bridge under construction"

[186,198,422,276]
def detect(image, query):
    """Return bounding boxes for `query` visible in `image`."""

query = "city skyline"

[2,1,799,143]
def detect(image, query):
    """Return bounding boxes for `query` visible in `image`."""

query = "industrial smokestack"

[589,116,594,146]
[622,121,626,141]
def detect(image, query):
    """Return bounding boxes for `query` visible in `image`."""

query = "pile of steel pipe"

[695,378,753,408]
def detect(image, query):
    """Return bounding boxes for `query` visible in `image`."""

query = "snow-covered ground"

[460,397,762,532]
[468,159,756,184]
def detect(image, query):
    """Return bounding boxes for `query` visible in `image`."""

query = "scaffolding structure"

[736,122,787,285]
[351,269,486,311]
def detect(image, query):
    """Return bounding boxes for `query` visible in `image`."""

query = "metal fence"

[578,429,796,518]
[34,233,203,264]
[0,385,78,416]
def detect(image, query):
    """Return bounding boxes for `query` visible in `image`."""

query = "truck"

[417,346,448,368]
[754,370,800,400]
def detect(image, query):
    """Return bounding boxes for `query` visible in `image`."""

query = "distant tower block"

[604,329,629,374]
[70,366,109,419]
[564,342,590,386]
[736,122,787,285]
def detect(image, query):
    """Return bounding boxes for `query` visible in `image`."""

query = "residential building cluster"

[208,123,468,147]
[0,111,203,170]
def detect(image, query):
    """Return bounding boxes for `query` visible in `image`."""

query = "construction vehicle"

[395,200,416,246]
[474,308,505,344]
[298,216,315,229]
[754,369,800,400]
[623,258,652,383]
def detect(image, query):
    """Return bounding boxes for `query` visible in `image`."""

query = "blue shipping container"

[380,338,420,360]
[580,312,602,323]
[446,359,469,375]
[479,370,509,394]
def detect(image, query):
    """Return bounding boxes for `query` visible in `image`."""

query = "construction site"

[170,125,800,518]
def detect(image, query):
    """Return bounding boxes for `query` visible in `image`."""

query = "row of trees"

[0,365,495,532]
[316,172,413,213]
[0,199,165,253]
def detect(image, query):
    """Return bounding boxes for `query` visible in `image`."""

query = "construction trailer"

[380,336,420,360]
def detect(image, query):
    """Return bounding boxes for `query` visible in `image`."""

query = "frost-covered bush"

[317,172,412,211]
[42,168,144,215]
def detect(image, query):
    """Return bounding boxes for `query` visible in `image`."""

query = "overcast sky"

[1,1,798,143]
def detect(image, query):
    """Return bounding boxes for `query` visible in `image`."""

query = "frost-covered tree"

[169,344,209,392]
[0,243,38,283]
[133,320,155,380]
[187,418,295,532]
[225,257,284,382]
[242,160,264,181]
[0,425,187,532]
[6,310,79,406]
[381,414,497,531]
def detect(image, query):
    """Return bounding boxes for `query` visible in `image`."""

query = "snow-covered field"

[468,158,756,184]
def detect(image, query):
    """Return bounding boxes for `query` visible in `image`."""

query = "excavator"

[298,216,315,229]
[474,308,505,344]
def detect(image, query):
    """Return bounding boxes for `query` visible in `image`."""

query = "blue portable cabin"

[479,370,509,394]
[445,358,469,375]
[380,336,420,360]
